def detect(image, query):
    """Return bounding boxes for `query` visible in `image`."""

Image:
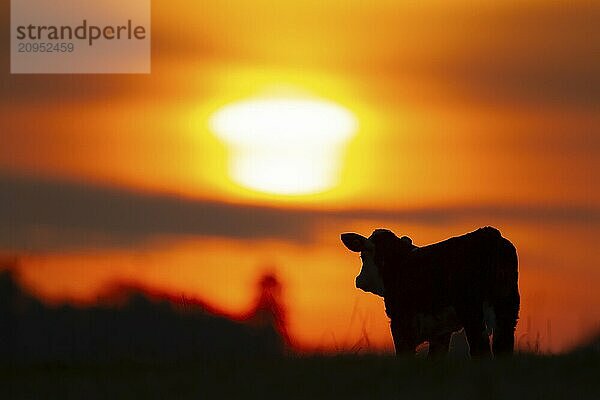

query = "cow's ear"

[400,236,412,245]
[341,233,367,252]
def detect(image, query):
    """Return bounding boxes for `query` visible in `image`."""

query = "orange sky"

[1,0,599,353]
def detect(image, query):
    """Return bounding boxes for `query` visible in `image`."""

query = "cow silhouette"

[341,227,520,358]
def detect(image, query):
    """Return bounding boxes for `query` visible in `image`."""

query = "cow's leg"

[427,332,451,359]
[464,323,490,358]
[492,291,520,356]
[390,319,417,357]
[461,307,492,358]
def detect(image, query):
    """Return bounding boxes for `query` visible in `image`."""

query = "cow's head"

[341,229,413,297]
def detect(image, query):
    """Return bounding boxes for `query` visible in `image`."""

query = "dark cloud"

[0,174,314,251]
[1,174,598,252]
[332,205,600,227]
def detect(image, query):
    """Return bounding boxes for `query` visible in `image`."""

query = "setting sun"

[209,96,358,195]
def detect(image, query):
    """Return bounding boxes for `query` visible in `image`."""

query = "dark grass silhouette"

[1,351,599,399]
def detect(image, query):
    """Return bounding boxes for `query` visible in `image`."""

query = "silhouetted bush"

[0,270,285,363]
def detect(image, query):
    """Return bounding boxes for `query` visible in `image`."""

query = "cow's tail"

[491,237,520,356]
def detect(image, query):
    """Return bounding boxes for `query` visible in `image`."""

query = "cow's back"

[394,227,517,314]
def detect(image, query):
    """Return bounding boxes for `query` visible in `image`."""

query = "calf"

[341,227,520,357]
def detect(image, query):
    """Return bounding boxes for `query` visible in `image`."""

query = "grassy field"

[1,351,599,399]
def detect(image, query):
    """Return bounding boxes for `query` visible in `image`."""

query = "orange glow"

[12,237,396,351]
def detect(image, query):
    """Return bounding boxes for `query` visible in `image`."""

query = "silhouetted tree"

[0,264,286,364]
[248,271,289,353]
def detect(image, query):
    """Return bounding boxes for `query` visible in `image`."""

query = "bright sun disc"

[209,96,358,195]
